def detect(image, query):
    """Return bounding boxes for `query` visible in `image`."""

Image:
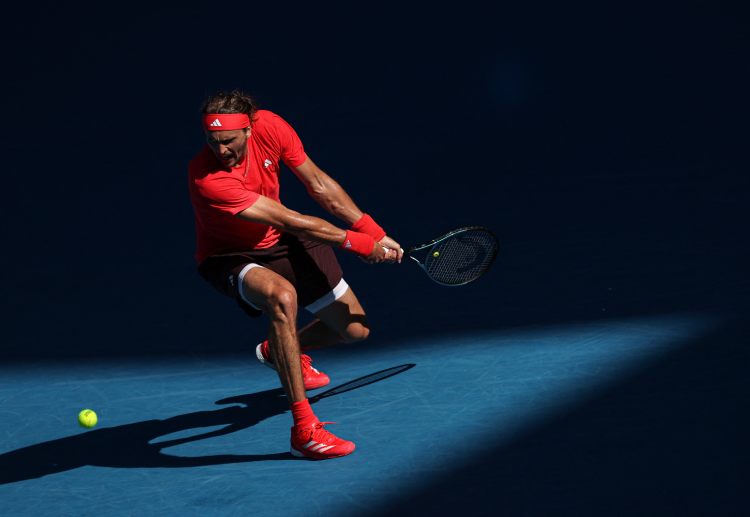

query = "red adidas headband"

[202,113,250,131]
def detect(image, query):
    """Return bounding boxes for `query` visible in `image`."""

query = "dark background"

[1,3,747,360]
[1,3,748,515]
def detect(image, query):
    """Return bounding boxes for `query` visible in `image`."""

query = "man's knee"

[266,285,297,321]
[343,322,370,343]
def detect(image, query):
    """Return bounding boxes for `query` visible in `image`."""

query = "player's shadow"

[0,364,415,485]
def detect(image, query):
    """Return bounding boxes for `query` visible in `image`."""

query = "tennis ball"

[432,251,440,257]
[78,409,98,428]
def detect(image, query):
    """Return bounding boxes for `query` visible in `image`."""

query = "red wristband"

[341,230,375,257]
[351,213,386,241]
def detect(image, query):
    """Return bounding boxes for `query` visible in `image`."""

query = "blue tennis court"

[2,313,745,515]
[2,3,748,516]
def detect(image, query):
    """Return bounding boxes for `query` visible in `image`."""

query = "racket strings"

[423,231,497,285]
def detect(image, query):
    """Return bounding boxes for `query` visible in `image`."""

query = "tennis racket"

[398,226,499,286]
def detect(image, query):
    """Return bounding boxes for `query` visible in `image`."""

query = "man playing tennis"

[188,90,403,460]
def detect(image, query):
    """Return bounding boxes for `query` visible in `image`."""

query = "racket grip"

[381,246,404,263]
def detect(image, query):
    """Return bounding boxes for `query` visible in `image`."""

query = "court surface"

[2,313,745,516]
[2,3,748,515]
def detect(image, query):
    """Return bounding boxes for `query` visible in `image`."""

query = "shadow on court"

[0,365,415,485]
[371,319,749,516]
[0,388,290,485]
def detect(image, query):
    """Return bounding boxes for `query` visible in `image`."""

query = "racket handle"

[381,246,404,263]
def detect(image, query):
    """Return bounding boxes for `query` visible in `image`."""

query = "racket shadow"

[309,363,416,403]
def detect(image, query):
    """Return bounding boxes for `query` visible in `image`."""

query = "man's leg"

[298,287,371,351]
[241,266,306,402]
[241,265,355,459]
[240,267,355,459]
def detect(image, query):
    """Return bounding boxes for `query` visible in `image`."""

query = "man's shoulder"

[254,109,280,124]
[189,145,219,177]
[253,109,294,133]
[252,110,300,152]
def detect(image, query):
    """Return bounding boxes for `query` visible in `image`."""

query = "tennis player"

[188,90,403,459]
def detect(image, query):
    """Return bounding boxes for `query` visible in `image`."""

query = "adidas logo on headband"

[203,113,250,131]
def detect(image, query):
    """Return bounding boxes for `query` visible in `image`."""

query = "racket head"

[408,226,499,286]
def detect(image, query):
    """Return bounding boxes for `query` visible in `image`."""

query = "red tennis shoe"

[255,340,330,390]
[290,422,356,459]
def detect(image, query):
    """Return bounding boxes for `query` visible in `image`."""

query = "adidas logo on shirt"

[264,159,273,168]
[209,119,222,127]
[345,240,352,249]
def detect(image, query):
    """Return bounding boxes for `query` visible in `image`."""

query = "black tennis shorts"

[197,234,346,318]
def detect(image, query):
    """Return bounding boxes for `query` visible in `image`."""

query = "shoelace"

[300,354,320,373]
[309,421,339,442]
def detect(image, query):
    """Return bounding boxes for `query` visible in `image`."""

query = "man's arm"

[291,156,404,261]
[290,156,363,225]
[237,195,393,262]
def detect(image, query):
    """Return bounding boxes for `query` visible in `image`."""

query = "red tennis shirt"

[188,110,307,263]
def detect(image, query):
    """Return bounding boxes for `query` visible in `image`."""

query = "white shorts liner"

[238,263,349,314]
[305,278,350,313]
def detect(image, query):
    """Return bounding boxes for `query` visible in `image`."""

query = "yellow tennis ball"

[78,409,98,428]
[432,251,440,258]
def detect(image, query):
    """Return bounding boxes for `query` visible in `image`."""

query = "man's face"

[205,128,250,168]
